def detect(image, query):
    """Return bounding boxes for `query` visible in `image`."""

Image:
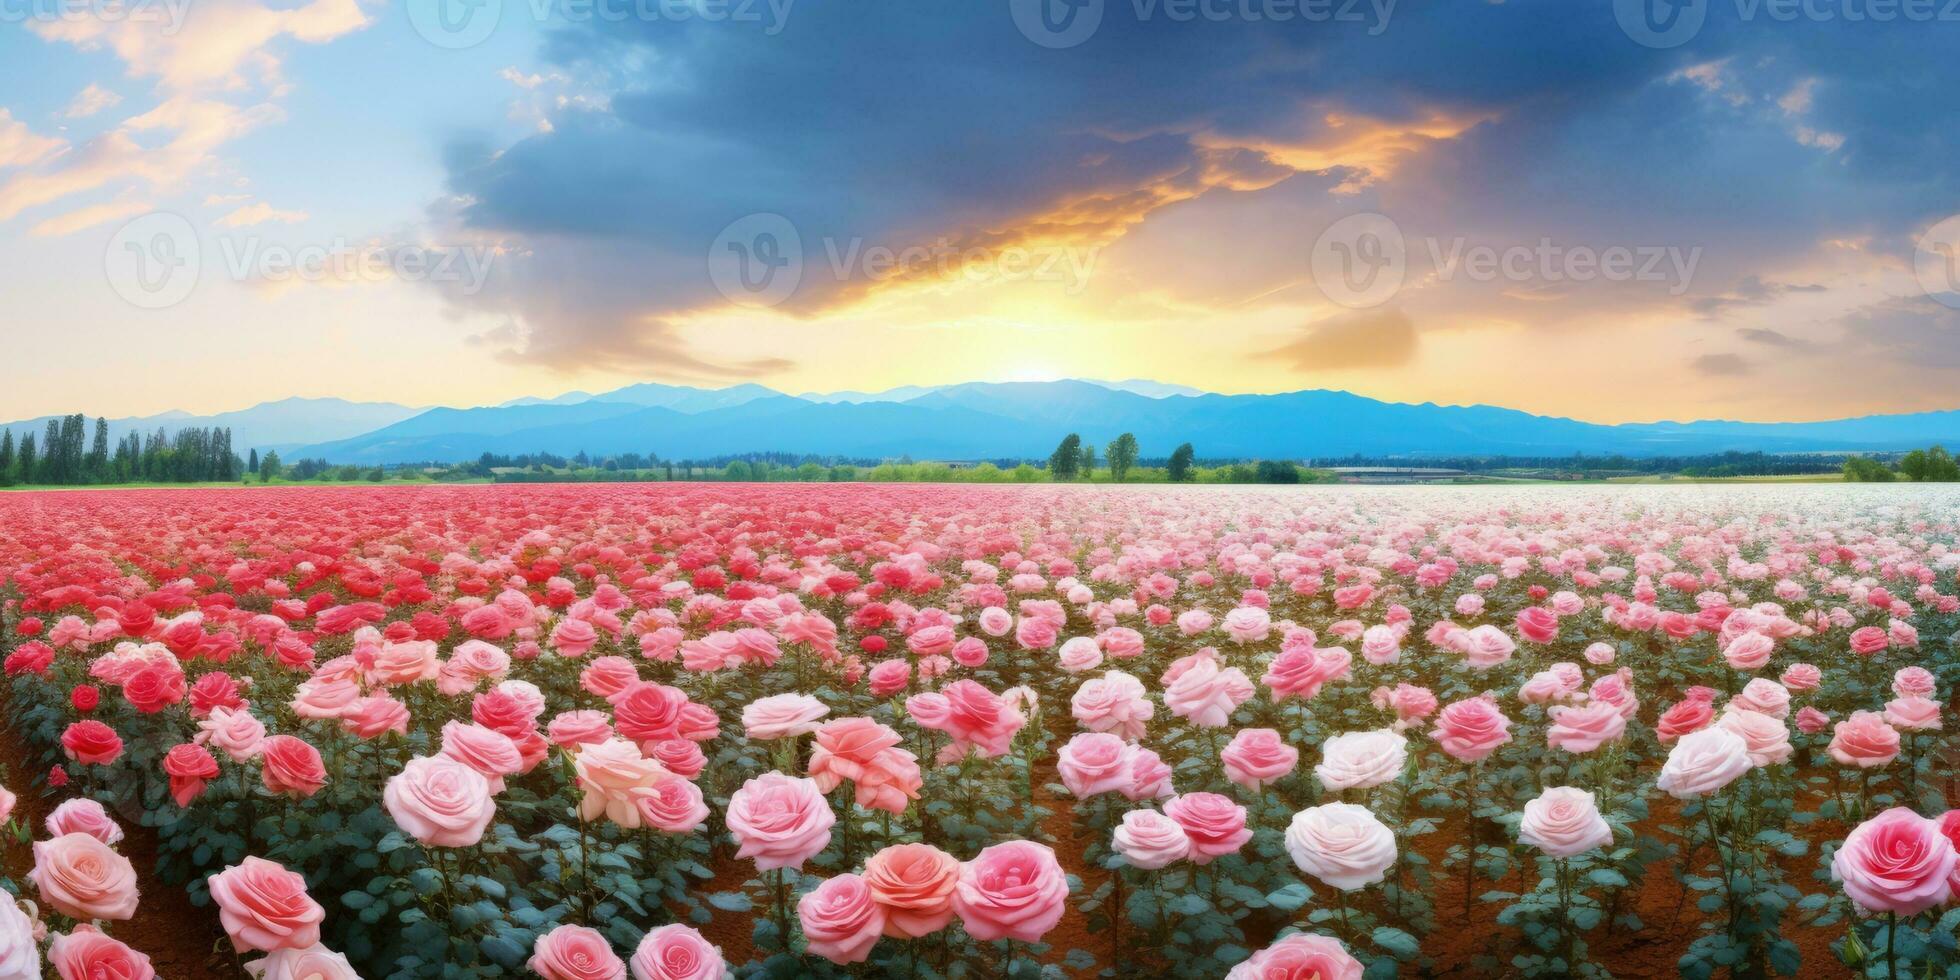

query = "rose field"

[3,484,1960,979]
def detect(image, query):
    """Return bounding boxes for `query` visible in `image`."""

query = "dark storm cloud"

[431,0,1960,372]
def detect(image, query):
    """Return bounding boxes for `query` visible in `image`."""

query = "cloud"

[0,111,64,170]
[1691,353,1751,376]
[0,98,282,222]
[29,198,152,237]
[217,201,308,227]
[29,0,370,92]
[60,84,123,120]
[1268,310,1418,372]
[1738,327,1800,347]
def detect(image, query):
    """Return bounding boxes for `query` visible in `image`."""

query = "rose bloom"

[440,721,523,793]
[45,799,123,846]
[905,680,1025,759]
[30,833,139,921]
[1546,703,1628,755]
[1515,606,1559,644]
[1460,624,1515,668]
[1721,631,1774,671]
[258,736,327,799]
[1849,625,1889,656]
[1057,733,1135,799]
[629,924,723,980]
[1070,671,1153,741]
[1315,729,1407,792]
[1370,684,1437,725]
[1884,695,1942,732]
[199,706,268,763]
[528,925,624,980]
[1225,933,1363,980]
[1894,666,1937,698]
[1795,706,1832,735]
[1160,653,1255,729]
[2,890,40,980]
[47,927,154,980]
[1122,747,1175,802]
[1728,678,1790,719]
[862,843,960,938]
[59,720,123,766]
[649,740,707,779]
[548,710,615,750]
[798,874,885,964]
[1162,792,1252,863]
[726,773,835,871]
[1284,802,1397,891]
[1656,727,1752,799]
[384,756,496,847]
[1518,787,1614,858]
[1829,711,1902,768]
[1655,697,1715,744]
[1431,695,1512,763]
[1716,709,1792,766]
[1111,809,1192,870]
[866,660,911,698]
[244,945,361,980]
[1582,641,1616,666]
[0,783,15,826]
[207,856,325,953]
[1779,663,1821,691]
[1056,636,1103,673]
[578,656,639,700]
[1222,606,1271,644]
[1832,808,1956,915]
[1221,728,1299,790]
[574,738,664,828]
[807,717,922,815]
[951,840,1068,942]
[742,693,829,741]
[636,773,710,834]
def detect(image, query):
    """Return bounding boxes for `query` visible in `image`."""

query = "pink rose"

[1460,625,1515,668]
[1070,671,1153,741]
[725,773,834,871]
[1057,733,1135,799]
[1515,606,1559,644]
[1226,933,1363,980]
[207,856,324,953]
[952,841,1068,942]
[1832,808,1956,915]
[1779,663,1821,691]
[905,680,1025,759]
[1546,703,1627,755]
[1794,706,1831,735]
[1716,709,1792,766]
[258,736,326,799]
[1111,809,1191,870]
[629,924,724,980]
[1721,631,1773,671]
[440,721,523,793]
[1431,696,1512,763]
[1518,787,1614,858]
[1849,625,1889,656]
[384,756,495,847]
[1161,652,1254,728]
[1057,636,1104,673]
[1894,666,1936,698]
[47,927,154,980]
[866,660,912,698]
[242,945,361,980]
[807,718,922,815]
[1884,695,1942,732]
[548,710,615,749]
[30,833,139,921]
[798,874,885,964]
[1221,728,1298,790]
[45,799,123,846]
[574,739,664,828]
[529,925,624,980]
[862,843,959,938]
[636,773,710,834]
[1163,792,1252,863]
[1655,698,1714,743]
[1829,711,1901,768]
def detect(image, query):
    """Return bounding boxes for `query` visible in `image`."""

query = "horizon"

[5,4,1960,424]
[10,376,1960,432]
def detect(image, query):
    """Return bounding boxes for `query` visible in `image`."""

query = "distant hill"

[0,397,421,454]
[279,380,1960,464]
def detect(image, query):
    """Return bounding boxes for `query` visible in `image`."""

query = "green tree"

[88,418,109,478]
[17,433,37,484]
[259,450,283,483]
[1254,460,1301,483]
[1105,433,1139,482]
[1079,442,1096,479]
[1167,443,1196,482]
[1049,434,1081,479]
[1841,456,1895,482]
[247,448,260,474]
[0,429,12,484]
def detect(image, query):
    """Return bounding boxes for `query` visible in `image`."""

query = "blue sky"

[3,0,1958,423]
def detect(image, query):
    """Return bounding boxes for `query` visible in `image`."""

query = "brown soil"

[0,725,247,979]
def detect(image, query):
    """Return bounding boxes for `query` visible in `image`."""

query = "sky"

[2,0,1959,425]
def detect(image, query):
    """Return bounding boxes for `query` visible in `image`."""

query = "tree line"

[0,416,241,486]
[1842,445,1960,482]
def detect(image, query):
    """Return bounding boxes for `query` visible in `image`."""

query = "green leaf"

[1372,925,1420,960]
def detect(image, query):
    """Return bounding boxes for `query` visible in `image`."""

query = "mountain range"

[7,381,1960,465]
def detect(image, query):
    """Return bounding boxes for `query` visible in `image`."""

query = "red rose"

[60,720,124,765]
[258,735,326,798]
[71,685,100,713]
[123,665,186,714]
